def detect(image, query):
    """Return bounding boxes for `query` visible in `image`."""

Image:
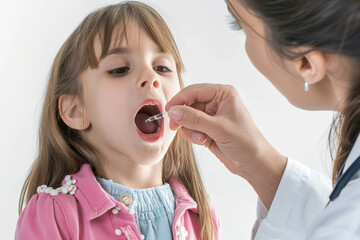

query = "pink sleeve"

[15,193,72,240]
[211,208,222,240]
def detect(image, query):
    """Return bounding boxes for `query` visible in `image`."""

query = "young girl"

[15,2,220,239]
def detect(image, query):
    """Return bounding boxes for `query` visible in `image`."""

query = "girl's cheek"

[164,78,180,98]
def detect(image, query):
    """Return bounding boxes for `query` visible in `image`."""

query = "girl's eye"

[108,67,130,75]
[154,66,171,73]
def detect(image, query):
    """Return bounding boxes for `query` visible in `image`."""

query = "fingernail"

[168,107,182,121]
[192,132,204,144]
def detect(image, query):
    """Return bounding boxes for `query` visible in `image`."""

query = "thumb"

[167,105,218,139]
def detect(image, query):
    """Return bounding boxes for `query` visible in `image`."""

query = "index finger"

[165,83,225,111]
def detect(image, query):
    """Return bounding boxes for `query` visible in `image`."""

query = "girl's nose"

[138,68,160,89]
[141,79,160,88]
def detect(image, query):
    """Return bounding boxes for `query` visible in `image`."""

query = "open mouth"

[134,104,162,135]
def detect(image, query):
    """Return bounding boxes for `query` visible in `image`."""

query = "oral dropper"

[145,111,168,123]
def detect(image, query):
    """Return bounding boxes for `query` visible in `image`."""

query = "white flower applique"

[37,175,77,196]
[176,226,188,240]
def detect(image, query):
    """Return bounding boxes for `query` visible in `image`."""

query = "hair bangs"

[85,2,184,78]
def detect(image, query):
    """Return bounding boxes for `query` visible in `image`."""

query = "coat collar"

[170,178,198,213]
[66,163,198,220]
[64,163,116,220]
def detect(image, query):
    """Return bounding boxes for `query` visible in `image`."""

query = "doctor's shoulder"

[15,175,80,240]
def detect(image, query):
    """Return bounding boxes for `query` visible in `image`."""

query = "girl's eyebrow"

[101,46,173,63]
[99,47,129,62]
[157,52,172,59]
[104,46,166,58]
[105,47,129,58]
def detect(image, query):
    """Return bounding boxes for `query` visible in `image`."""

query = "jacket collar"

[66,163,198,220]
[64,164,116,220]
[170,178,198,213]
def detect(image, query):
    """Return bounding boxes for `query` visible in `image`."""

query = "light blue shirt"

[96,177,175,240]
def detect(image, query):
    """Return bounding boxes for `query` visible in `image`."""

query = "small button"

[120,194,133,206]
[112,208,119,214]
[115,229,122,235]
[141,234,145,239]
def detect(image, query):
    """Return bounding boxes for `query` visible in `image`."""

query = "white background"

[0,0,334,239]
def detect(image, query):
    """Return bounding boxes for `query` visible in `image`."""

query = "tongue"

[135,112,158,134]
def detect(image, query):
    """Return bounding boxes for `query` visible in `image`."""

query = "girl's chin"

[132,131,175,161]
[133,155,165,166]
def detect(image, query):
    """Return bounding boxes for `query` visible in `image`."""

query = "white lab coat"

[252,134,360,239]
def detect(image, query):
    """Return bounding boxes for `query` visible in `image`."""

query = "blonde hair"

[19,1,217,239]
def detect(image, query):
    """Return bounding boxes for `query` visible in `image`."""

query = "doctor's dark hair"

[18,2,217,239]
[232,0,360,183]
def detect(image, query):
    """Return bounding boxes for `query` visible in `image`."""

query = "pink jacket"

[15,164,221,239]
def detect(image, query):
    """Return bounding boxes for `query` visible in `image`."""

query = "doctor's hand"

[165,83,287,209]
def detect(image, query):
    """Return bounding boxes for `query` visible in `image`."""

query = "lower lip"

[135,120,164,143]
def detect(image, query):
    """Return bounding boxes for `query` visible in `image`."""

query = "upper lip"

[134,98,163,120]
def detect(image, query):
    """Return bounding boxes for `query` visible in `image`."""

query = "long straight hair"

[237,0,360,183]
[18,2,217,239]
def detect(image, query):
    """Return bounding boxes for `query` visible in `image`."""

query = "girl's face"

[81,24,180,169]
